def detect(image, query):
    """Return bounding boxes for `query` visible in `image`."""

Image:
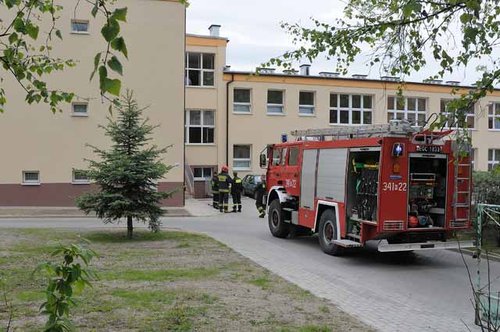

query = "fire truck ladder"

[291,120,419,140]
[452,154,472,228]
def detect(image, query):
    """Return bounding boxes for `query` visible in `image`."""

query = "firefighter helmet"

[221,165,228,172]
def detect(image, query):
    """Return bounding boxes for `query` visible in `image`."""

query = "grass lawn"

[0,228,373,332]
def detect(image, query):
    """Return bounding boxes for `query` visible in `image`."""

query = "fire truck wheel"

[318,210,343,256]
[268,199,290,238]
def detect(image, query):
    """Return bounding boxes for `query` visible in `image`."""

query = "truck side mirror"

[259,154,267,168]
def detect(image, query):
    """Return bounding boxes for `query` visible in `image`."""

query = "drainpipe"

[225,73,235,165]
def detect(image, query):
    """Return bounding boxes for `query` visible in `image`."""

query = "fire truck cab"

[261,120,474,255]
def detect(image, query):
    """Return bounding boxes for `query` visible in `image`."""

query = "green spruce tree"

[77,91,173,239]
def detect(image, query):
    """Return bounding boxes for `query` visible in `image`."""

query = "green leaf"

[103,78,121,96]
[107,56,123,75]
[13,18,25,33]
[111,8,127,22]
[26,23,39,39]
[101,19,120,42]
[91,3,99,17]
[98,65,108,90]
[73,279,85,295]
[111,37,128,59]
[55,29,63,40]
[8,32,18,44]
[90,52,102,81]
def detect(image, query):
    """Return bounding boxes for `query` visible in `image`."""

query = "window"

[387,96,427,125]
[289,147,300,166]
[488,149,500,171]
[185,110,215,144]
[330,94,373,125]
[72,102,88,117]
[233,145,251,170]
[233,89,251,113]
[71,19,89,33]
[440,99,475,129]
[299,91,315,115]
[488,102,500,130]
[185,53,215,87]
[72,170,90,184]
[22,171,40,185]
[281,147,288,166]
[267,90,284,114]
[193,167,213,181]
[272,148,282,166]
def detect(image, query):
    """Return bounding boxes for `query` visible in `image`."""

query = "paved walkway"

[0,198,219,218]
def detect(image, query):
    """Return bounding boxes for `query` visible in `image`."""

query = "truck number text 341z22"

[382,182,407,192]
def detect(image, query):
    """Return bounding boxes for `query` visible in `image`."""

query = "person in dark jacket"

[231,172,243,212]
[218,165,232,213]
[255,175,266,218]
[211,171,219,209]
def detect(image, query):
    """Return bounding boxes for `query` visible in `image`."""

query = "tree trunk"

[127,216,133,239]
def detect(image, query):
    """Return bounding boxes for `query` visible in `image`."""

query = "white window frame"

[471,148,476,171]
[440,99,475,129]
[329,94,373,125]
[70,19,89,34]
[488,149,500,171]
[185,110,215,145]
[185,52,215,87]
[193,167,213,181]
[267,90,285,115]
[299,91,315,116]
[22,171,40,185]
[387,96,427,126]
[233,88,252,114]
[488,102,500,131]
[233,145,252,170]
[72,169,90,184]
[71,102,89,117]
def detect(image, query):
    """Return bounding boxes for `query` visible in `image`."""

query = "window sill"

[185,143,216,146]
[233,167,251,171]
[186,85,216,89]
[22,182,40,186]
[329,123,365,126]
[70,31,90,35]
[72,113,89,117]
[233,112,252,115]
[266,113,286,116]
[487,129,500,132]
[299,114,316,117]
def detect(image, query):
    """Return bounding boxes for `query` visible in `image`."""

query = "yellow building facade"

[186,30,500,198]
[0,0,186,206]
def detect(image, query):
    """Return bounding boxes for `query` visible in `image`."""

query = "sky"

[185,0,489,85]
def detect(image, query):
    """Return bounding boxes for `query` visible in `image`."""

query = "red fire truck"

[260,120,474,255]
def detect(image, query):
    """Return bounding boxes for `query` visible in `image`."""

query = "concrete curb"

[453,248,500,263]
[0,208,192,219]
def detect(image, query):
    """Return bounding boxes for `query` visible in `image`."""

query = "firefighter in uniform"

[255,175,266,218]
[231,172,243,212]
[211,171,219,209]
[217,165,232,213]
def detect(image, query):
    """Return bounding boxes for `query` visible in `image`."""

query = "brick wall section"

[0,182,184,207]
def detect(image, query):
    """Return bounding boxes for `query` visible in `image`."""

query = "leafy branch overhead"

[268,0,500,129]
[0,0,130,113]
